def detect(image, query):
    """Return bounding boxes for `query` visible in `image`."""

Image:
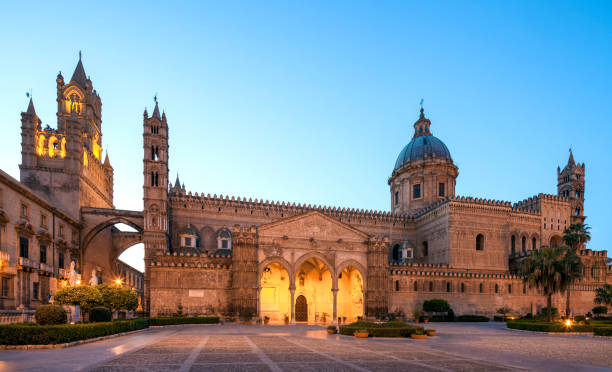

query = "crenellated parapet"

[152,250,232,269]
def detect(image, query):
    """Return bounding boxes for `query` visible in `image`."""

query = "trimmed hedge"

[0,319,148,345]
[149,316,220,326]
[339,321,424,337]
[34,305,67,325]
[593,327,612,337]
[89,307,112,323]
[506,321,593,333]
[455,315,490,322]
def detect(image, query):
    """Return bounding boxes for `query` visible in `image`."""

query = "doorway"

[295,295,308,321]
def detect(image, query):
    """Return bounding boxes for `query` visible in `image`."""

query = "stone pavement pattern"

[1,323,611,372]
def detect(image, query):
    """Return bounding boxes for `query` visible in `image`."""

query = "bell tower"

[557,149,585,223]
[142,100,169,311]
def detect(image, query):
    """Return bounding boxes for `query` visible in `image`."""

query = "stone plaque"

[189,289,204,297]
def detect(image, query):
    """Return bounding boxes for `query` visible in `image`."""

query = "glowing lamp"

[564,319,572,327]
[76,280,81,285]
[115,278,122,286]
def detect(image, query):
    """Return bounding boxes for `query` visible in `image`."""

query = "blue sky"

[1,1,610,271]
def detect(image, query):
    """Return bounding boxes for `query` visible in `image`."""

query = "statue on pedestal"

[67,261,79,286]
[88,269,99,286]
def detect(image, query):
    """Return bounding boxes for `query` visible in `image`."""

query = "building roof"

[394,135,452,170]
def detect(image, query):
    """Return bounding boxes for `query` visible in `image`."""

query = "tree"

[520,246,567,322]
[423,299,451,315]
[560,248,583,318]
[53,285,103,313]
[96,284,139,312]
[562,223,589,317]
[496,306,512,319]
[592,306,608,317]
[594,284,612,307]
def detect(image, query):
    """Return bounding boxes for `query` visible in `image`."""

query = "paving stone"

[277,361,359,371]
[195,352,262,363]
[189,363,270,372]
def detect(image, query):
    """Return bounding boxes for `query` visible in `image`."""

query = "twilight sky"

[1,1,610,272]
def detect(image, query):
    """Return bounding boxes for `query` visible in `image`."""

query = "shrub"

[96,285,139,312]
[0,319,148,345]
[34,305,67,325]
[538,307,558,318]
[423,299,451,313]
[574,315,586,322]
[89,307,112,323]
[148,316,220,326]
[506,321,593,333]
[456,315,490,322]
[53,285,103,313]
[592,306,608,316]
[327,325,337,331]
[593,327,612,336]
[338,320,423,337]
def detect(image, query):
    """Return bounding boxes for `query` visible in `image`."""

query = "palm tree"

[594,284,612,307]
[560,248,583,318]
[520,246,567,322]
[562,223,590,317]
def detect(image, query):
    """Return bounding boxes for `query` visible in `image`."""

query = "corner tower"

[388,108,458,214]
[557,149,585,223]
[19,55,114,218]
[142,101,169,311]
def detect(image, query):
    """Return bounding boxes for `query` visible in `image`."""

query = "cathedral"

[0,56,610,323]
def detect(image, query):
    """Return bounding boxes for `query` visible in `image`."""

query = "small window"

[413,184,421,199]
[40,245,47,264]
[21,204,28,218]
[521,236,526,253]
[33,282,39,300]
[429,281,433,292]
[221,240,228,249]
[508,284,512,294]
[523,284,526,294]
[59,224,65,238]
[414,281,418,291]
[422,241,428,257]
[19,237,29,258]
[394,191,399,206]
[1,277,9,297]
[40,214,47,227]
[511,235,516,255]
[405,248,413,259]
[395,280,399,292]
[532,237,537,250]
[479,283,483,293]
[58,252,65,269]
[495,284,499,293]
[438,183,445,197]
[476,234,484,251]
[185,237,192,247]
[446,282,451,292]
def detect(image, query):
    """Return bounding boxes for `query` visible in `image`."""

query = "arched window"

[428,281,433,292]
[395,280,399,292]
[414,281,418,291]
[446,282,451,292]
[392,244,400,261]
[422,241,428,257]
[511,235,516,255]
[521,236,526,253]
[532,237,537,250]
[476,234,484,251]
[479,283,483,293]
[461,283,465,293]
[508,284,512,294]
[495,284,499,293]
[217,229,232,250]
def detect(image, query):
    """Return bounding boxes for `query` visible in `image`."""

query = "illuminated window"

[413,184,421,199]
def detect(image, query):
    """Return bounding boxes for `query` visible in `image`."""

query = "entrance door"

[295,295,308,322]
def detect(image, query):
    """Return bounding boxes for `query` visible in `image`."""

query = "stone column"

[332,288,339,325]
[257,286,261,320]
[290,286,296,325]
[362,289,366,319]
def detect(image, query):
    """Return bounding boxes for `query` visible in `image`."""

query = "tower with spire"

[557,149,586,223]
[142,99,170,311]
[19,53,114,218]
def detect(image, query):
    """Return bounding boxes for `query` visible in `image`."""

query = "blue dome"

[394,135,452,170]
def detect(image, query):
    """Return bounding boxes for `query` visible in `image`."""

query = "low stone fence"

[0,310,36,325]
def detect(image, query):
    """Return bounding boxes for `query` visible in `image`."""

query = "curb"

[506,327,593,336]
[0,328,149,350]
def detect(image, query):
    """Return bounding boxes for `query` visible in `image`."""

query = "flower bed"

[0,319,148,345]
[149,316,220,326]
[506,320,593,333]
[339,321,424,337]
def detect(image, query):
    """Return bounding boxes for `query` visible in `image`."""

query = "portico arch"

[258,259,291,322]
[294,255,333,323]
[336,260,366,322]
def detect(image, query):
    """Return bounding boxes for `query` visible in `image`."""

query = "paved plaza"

[1,323,611,372]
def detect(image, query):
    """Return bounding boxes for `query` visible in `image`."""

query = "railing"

[39,262,54,273]
[0,309,36,325]
[18,257,39,270]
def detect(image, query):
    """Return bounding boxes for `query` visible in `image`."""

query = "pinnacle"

[70,54,88,88]
[26,98,36,115]
[153,102,161,120]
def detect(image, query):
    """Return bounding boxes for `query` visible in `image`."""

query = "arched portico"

[258,257,293,322]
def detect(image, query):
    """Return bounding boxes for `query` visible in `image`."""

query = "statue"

[88,269,99,286]
[67,261,79,286]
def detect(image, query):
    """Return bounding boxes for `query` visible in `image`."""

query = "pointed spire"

[143,107,148,118]
[174,173,181,188]
[26,98,36,115]
[568,148,575,166]
[70,51,88,88]
[152,101,161,120]
[104,151,111,167]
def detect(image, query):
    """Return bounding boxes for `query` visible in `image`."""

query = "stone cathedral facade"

[1,57,610,322]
